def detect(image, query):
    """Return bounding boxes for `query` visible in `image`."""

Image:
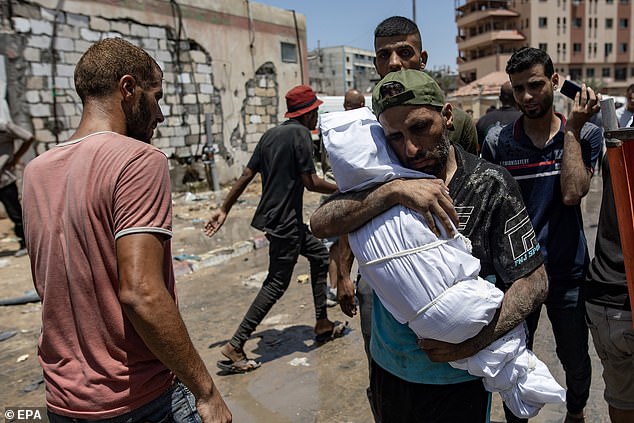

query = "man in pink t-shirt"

[22,38,231,422]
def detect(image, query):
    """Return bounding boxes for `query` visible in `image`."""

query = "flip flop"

[216,358,261,374]
[315,321,349,344]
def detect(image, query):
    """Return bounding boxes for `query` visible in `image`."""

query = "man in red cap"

[205,85,342,373]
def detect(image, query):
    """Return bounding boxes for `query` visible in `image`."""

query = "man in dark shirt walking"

[205,85,340,373]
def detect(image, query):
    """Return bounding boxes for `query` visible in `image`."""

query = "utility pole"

[412,0,416,23]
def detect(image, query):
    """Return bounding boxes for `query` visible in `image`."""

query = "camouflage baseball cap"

[372,69,445,117]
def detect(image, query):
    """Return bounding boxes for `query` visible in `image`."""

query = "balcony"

[456,8,519,27]
[458,29,525,50]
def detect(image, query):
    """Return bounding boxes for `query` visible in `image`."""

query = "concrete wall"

[0,0,307,187]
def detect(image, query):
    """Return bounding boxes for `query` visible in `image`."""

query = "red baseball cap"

[284,85,323,118]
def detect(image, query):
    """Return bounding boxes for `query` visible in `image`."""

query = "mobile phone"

[560,79,582,100]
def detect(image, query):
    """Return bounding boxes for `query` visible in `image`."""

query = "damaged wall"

[0,0,308,187]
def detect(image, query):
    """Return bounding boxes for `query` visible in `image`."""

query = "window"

[539,17,548,28]
[570,68,582,80]
[619,18,629,28]
[602,67,611,77]
[586,68,595,78]
[539,43,548,52]
[281,42,297,63]
[573,43,582,53]
[606,18,614,29]
[619,43,628,53]
[631,67,634,77]
[605,42,613,56]
[615,67,627,80]
[606,0,614,3]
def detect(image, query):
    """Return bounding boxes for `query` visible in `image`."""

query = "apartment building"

[308,46,378,95]
[455,0,634,95]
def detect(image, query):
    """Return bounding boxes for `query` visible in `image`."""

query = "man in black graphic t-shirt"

[311,69,548,422]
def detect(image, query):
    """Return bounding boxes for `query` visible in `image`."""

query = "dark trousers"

[370,360,490,423]
[0,182,25,247]
[230,224,329,349]
[504,279,591,422]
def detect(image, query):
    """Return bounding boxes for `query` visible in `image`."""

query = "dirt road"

[0,176,610,422]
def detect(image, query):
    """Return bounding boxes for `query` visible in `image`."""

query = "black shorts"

[370,360,490,423]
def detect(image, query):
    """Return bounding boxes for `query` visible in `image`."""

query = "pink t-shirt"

[22,131,176,418]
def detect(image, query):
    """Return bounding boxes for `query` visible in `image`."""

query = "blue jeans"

[47,380,201,423]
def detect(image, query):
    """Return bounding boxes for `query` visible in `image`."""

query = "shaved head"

[343,89,365,110]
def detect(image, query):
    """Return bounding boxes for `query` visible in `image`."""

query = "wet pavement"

[0,172,611,422]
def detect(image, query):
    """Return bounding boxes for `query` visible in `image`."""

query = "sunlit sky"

[255,0,459,71]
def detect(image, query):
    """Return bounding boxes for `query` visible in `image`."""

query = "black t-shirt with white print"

[449,145,544,289]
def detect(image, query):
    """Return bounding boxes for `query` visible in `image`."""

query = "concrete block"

[57,24,79,38]
[163,126,178,137]
[26,76,45,90]
[255,87,267,96]
[25,91,40,103]
[32,118,45,130]
[75,40,92,53]
[30,104,51,117]
[35,129,56,143]
[199,84,214,94]
[67,13,89,28]
[189,50,207,63]
[152,137,171,148]
[175,146,190,157]
[54,37,74,52]
[64,52,83,64]
[31,63,51,77]
[80,27,101,42]
[12,17,31,33]
[70,115,82,128]
[60,103,77,115]
[110,21,129,34]
[160,104,171,117]
[31,19,53,35]
[156,50,172,63]
[193,73,211,84]
[22,47,40,62]
[141,38,158,50]
[90,16,110,32]
[249,115,262,124]
[182,94,197,104]
[197,63,212,74]
[174,126,190,137]
[28,35,51,49]
[56,64,75,77]
[162,147,175,157]
[178,73,191,84]
[40,8,59,23]
[130,23,148,37]
[54,77,71,89]
[149,26,167,39]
